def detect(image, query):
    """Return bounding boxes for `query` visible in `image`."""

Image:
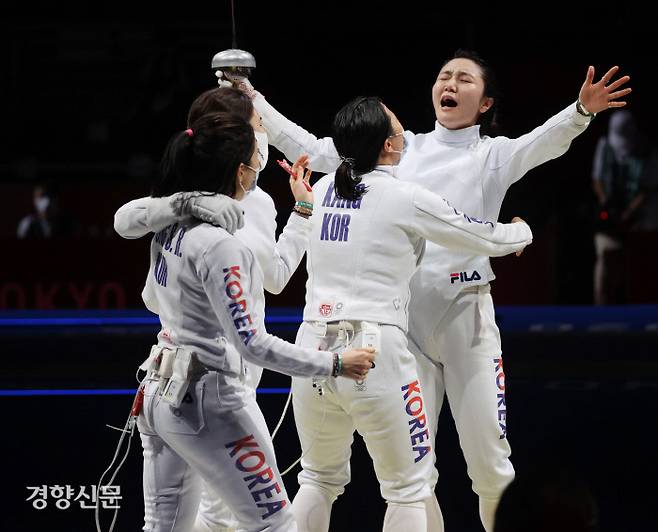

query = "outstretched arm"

[114,193,244,239]
[202,238,375,380]
[114,196,175,239]
[254,93,342,174]
[409,187,533,257]
[218,71,342,174]
[490,65,631,190]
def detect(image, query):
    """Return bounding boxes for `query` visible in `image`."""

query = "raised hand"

[289,155,314,204]
[215,70,257,99]
[512,216,528,256]
[579,66,632,114]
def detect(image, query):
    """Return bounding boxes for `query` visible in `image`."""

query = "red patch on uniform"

[319,303,333,317]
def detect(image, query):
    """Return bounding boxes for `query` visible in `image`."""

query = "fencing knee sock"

[292,485,334,532]
[479,497,500,532]
[383,501,427,532]
[425,495,444,532]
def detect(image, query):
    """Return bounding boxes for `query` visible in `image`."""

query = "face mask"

[240,164,260,195]
[34,196,50,214]
[254,131,269,169]
[390,135,408,164]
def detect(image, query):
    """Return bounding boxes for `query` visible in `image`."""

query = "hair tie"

[340,156,355,168]
[185,128,194,137]
[339,156,360,181]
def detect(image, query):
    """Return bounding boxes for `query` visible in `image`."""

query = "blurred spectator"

[637,146,658,231]
[16,184,74,238]
[494,468,599,532]
[592,111,646,304]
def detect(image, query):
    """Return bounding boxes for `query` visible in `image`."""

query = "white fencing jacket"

[114,186,309,295]
[302,168,532,330]
[253,94,590,299]
[143,220,333,378]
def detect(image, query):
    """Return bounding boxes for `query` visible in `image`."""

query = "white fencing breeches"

[408,282,515,532]
[138,371,295,532]
[291,321,434,531]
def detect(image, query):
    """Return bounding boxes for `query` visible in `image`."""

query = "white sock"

[383,502,427,532]
[425,495,444,532]
[479,497,500,532]
[292,485,334,532]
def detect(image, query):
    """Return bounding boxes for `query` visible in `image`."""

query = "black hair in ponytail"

[152,111,255,198]
[332,96,392,201]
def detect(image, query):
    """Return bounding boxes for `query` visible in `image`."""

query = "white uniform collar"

[433,120,480,146]
[373,165,397,178]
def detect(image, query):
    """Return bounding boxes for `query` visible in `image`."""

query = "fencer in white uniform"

[235,53,630,531]
[119,185,308,532]
[114,87,309,531]
[133,111,376,532]
[131,95,531,531]
[283,97,531,532]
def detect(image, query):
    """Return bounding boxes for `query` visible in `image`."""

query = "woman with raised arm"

[227,52,631,531]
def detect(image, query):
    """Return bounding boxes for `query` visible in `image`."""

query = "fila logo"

[450,270,482,284]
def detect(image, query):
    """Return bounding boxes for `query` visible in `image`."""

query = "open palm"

[579,65,632,114]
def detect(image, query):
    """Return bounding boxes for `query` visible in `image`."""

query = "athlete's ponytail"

[152,112,255,198]
[334,158,363,202]
[332,96,392,201]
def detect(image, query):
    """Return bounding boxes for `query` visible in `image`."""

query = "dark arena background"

[2,5,658,531]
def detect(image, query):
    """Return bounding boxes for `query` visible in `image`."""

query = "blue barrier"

[1,306,656,332]
[0,308,302,327]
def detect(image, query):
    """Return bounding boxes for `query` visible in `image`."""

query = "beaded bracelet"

[293,208,311,219]
[293,206,313,216]
[295,201,314,210]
